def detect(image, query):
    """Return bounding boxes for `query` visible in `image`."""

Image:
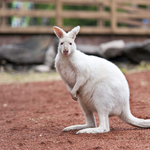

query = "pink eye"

[61,42,63,45]
[70,43,72,45]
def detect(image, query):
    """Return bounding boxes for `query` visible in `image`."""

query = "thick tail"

[120,110,150,128]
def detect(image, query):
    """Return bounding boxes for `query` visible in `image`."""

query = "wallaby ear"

[67,26,80,40]
[53,26,66,39]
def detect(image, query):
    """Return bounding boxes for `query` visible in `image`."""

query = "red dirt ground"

[0,71,150,150]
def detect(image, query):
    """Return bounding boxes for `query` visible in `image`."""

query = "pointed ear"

[67,26,80,39]
[53,26,66,39]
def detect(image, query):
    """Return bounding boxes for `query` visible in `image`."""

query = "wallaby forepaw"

[71,93,78,101]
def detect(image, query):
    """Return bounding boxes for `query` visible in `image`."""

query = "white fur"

[53,26,150,134]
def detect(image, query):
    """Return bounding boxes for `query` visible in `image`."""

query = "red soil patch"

[0,71,150,150]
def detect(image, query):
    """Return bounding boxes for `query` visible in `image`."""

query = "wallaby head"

[53,26,80,56]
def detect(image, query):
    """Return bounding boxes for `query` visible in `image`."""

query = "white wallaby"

[53,26,150,134]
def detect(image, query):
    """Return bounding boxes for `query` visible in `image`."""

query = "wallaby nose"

[63,49,68,55]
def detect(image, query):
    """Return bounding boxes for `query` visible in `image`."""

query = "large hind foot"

[76,112,110,134]
[76,127,110,134]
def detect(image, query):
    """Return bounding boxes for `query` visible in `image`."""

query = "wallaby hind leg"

[62,105,96,132]
[76,112,110,134]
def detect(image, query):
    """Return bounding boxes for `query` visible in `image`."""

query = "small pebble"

[3,104,8,107]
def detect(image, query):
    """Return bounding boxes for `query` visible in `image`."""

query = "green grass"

[117,61,150,74]
[0,71,60,84]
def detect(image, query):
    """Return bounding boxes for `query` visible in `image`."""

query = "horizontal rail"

[0,10,56,18]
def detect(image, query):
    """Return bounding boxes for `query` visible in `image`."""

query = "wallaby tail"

[120,110,150,128]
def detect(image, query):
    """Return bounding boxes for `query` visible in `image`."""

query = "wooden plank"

[0,26,54,33]
[55,26,112,34]
[118,19,143,26]
[116,0,150,5]
[0,10,56,18]
[6,0,56,3]
[114,28,150,34]
[6,0,109,4]
[61,11,110,19]
[117,4,138,13]
[1,26,150,35]
[117,4,150,14]
[61,0,110,5]
[111,0,117,33]
[56,0,62,27]
[5,0,110,6]
[0,26,111,34]
[1,1,7,27]
[0,9,110,20]
[98,3,104,27]
[117,13,150,19]
[70,27,111,34]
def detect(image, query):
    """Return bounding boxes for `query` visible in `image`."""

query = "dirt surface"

[0,71,150,150]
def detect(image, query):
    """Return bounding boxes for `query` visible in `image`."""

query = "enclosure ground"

[0,71,150,150]
[0,71,60,84]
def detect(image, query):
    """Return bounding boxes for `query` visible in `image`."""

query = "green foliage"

[105,7,110,12]
[34,3,55,10]
[138,5,147,9]
[63,18,97,26]
[118,23,126,27]
[7,3,12,8]
[63,5,97,11]
[105,20,111,27]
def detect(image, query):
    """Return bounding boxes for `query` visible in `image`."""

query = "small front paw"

[71,92,78,101]
[71,94,78,101]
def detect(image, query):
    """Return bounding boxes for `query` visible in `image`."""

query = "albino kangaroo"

[54,26,150,134]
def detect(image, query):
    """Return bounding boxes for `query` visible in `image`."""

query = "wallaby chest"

[56,58,76,88]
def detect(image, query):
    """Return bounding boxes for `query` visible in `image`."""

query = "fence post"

[111,0,117,33]
[1,0,7,27]
[56,0,63,27]
[98,3,104,28]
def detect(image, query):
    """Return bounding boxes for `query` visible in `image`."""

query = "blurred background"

[0,0,150,83]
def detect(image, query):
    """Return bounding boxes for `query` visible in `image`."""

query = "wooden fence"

[0,0,150,34]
